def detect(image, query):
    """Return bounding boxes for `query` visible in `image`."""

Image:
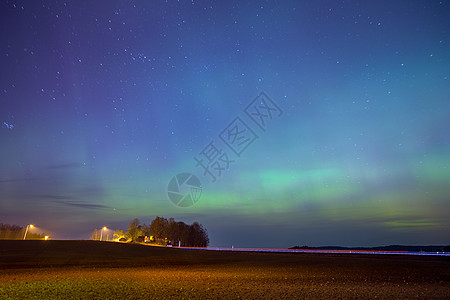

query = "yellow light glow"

[29,224,34,228]
[103,226,107,230]
[44,236,49,240]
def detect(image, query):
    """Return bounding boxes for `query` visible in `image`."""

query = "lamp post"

[23,224,34,240]
[100,226,107,241]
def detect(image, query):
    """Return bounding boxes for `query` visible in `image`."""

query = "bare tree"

[114,229,126,240]
[90,228,100,240]
[0,223,23,240]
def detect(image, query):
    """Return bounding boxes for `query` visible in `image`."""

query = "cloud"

[33,194,109,210]
[0,178,37,184]
[383,218,447,231]
[52,200,110,210]
[36,194,77,200]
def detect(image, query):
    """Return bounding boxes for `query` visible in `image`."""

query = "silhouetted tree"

[188,222,209,247]
[177,221,190,246]
[167,218,178,243]
[127,218,141,241]
[141,223,151,237]
[118,217,209,247]
[150,216,168,240]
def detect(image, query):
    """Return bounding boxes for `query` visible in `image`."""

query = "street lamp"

[100,226,107,241]
[23,224,34,240]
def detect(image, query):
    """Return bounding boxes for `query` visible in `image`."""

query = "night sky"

[1,1,449,247]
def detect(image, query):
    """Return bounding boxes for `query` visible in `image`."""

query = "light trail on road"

[178,246,450,256]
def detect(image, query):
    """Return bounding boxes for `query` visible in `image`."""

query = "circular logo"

[167,173,202,207]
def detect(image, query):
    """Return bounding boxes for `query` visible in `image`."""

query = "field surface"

[0,240,449,299]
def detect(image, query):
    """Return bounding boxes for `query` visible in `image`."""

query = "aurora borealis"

[1,1,449,247]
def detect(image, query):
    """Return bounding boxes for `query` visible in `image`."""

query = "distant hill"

[289,245,450,252]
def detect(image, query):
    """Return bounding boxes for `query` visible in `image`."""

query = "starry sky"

[1,0,449,247]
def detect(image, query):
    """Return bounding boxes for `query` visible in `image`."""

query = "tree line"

[112,217,209,247]
[0,223,44,240]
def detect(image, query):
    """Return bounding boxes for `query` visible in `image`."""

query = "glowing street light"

[23,224,34,240]
[44,236,49,241]
[100,226,108,241]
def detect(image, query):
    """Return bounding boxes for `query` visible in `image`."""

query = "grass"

[0,240,449,299]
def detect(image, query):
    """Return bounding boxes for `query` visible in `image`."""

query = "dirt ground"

[0,240,449,299]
